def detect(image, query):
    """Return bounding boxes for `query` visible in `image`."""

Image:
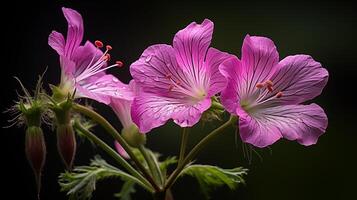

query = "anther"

[95,40,104,48]
[106,53,111,61]
[168,85,174,91]
[106,45,112,51]
[276,91,283,98]
[267,85,273,92]
[256,82,264,89]
[265,80,273,87]
[166,74,172,79]
[116,61,124,67]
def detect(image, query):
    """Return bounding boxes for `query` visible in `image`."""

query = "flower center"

[240,79,283,113]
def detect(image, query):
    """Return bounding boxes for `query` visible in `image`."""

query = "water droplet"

[140,69,145,73]
[112,77,119,82]
[145,55,152,62]
[154,77,160,81]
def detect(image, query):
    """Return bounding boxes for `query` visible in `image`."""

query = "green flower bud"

[121,124,146,148]
[56,124,76,170]
[201,96,225,122]
[25,126,46,197]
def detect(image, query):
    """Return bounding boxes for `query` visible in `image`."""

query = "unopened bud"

[114,141,130,159]
[122,124,146,148]
[56,124,76,170]
[25,126,46,197]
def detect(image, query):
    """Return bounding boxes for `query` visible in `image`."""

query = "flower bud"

[25,126,46,196]
[114,141,130,159]
[121,124,146,148]
[56,124,76,170]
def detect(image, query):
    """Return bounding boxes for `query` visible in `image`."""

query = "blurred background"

[1,0,356,199]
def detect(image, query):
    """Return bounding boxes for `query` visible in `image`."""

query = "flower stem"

[164,115,238,190]
[178,128,189,166]
[139,145,164,187]
[72,103,161,192]
[73,121,154,193]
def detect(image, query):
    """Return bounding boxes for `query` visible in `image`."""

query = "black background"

[1,0,356,199]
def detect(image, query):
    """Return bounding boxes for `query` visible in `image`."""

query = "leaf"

[180,164,247,198]
[159,156,177,176]
[114,180,136,200]
[59,156,139,200]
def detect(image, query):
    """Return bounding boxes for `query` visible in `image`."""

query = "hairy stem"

[139,145,164,187]
[72,103,161,192]
[73,121,153,192]
[178,127,189,166]
[164,115,238,189]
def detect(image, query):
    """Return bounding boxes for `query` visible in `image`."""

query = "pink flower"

[48,7,128,104]
[130,19,232,133]
[219,35,329,148]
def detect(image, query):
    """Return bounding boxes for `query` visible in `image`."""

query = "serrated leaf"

[59,156,140,200]
[114,180,136,200]
[180,165,247,198]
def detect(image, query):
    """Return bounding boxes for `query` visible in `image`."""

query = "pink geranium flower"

[219,35,329,148]
[48,7,128,104]
[130,19,232,133]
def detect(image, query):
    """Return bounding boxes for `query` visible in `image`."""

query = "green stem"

[139,145,164,187]
[73,121,153,193]
[164,115,238,190]
[72,104,161,192]
[178,128,189,166]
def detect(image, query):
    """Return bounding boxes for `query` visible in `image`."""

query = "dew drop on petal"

[112,77,119,82]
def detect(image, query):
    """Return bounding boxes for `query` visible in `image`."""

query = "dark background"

[1,0,356,199]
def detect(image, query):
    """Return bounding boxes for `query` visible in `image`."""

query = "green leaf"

[180,164,247,198]
[159,156,177,177]
[59,156,140,200]
[114,180,136,200]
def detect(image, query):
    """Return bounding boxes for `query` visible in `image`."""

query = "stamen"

[267,85,273,92]
[106,45,112,51]
[116,61,124,67]
[106,53,111,61]
[256,82,264,89]
[265,80,273,87]
[276,91,283,98]
[95,40,104,48]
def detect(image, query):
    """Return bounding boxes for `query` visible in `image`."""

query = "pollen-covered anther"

[276,91,283,98]
[265,80,273,87]
[106,53,111,61]
[116,61,124,67]
[95,40,104,48]
[267,85,273,92]
[106,45,112,51]
[256,82,264,89]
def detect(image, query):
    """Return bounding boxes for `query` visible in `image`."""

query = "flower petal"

[110,97,134,129]
[239,35,279,98]
[219,56,243,113]
[130,44,195,99]
[131,93,211,133]
[173,19,213,74]
[239,104,328,147]
[260,55,329,106]
[205,48,232,96]
[62,7,84,58]
[76,74,132,104]
[48,31,65,56]
[114,142,130,159]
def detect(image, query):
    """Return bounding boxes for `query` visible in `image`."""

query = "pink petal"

[239,104,328,148]
[110,97,134,129]
[76,74,133,105]
[205,48,232,96]
[130,44,200,99]
[173,19,213,74]
[239,35,279,98]
[131,93,211,133]
[260,55,329,107]
[62,7,84,58]
[48,31,65,56]
[219,56,243,113]
[114,141,130,159]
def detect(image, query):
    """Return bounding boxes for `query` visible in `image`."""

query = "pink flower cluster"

[49,8,328,149]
